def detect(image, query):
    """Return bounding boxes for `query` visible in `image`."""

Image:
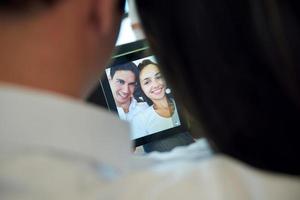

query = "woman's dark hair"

[138,59,157,72]
[136,0,300,174]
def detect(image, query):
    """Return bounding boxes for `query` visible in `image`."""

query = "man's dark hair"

[136,0,300,175]
[110,62,139,80]
[0,0,126,13]
[0,0,57,13]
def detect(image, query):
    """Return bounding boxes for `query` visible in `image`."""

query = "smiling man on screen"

[109,62,148,122]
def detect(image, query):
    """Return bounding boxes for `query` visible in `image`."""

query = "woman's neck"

[153,96,174,118]
[152,96,169,109]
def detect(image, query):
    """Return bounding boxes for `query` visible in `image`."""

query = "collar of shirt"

[117,98,138,121]
[0,84,132,173]
[128,98,137,110]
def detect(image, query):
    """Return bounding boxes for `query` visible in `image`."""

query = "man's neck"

[117,100,132,113]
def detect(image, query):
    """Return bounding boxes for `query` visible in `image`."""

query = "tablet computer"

[98,40,187,147]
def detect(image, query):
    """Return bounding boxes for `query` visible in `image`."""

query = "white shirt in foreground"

[0,84,131,200]
[1,85,300,200]
[112,154,300,200]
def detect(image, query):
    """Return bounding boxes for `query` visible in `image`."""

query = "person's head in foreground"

[110,62,139,110]
[138,59,174,117]
[0,0,125,99]
[136,0,300,175]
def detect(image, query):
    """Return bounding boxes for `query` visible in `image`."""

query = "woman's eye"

[143,80,150,85]
[155,75,162,80]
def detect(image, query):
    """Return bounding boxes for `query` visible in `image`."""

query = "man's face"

[110,70,136,106]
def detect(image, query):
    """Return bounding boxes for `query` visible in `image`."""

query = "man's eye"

[117,80,125,85]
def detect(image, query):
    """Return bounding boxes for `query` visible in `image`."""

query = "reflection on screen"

[116,0,145,46]
[105,56,181,139]
[116,16,137,46]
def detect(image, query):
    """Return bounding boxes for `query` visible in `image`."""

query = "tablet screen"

[104,56,181,140]
[99,41,187,146]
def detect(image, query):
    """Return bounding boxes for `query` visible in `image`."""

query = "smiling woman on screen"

[131,59,180,139]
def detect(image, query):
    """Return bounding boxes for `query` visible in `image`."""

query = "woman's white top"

[131,99,181,139]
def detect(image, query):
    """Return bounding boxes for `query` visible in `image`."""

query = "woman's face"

[140,64,166,101]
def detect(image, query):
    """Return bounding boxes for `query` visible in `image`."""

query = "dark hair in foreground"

[110,62,139,80]
[0,0,57,12]
[136,0,300,174]
[0,0,125,14]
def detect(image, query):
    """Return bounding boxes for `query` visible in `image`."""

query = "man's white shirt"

[117,98,148,122]
[0,84,131,200]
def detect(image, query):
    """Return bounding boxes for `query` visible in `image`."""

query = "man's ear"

[96,0,120,36]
